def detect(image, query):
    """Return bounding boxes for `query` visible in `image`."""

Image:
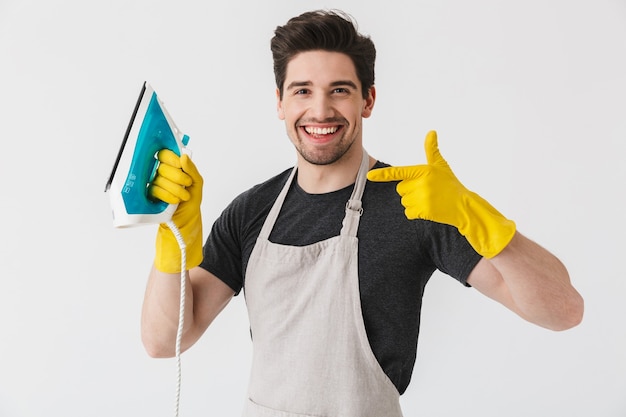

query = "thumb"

[180,154,203,186]
[424,130,449,168]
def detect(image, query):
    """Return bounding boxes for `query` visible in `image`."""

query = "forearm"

[141,265,196,358]
[489,232,584,331]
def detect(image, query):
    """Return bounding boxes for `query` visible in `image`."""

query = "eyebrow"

[285,80,359,90]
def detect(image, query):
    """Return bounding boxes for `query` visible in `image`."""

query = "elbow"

[566,295,585,330]
[549,291,585,331]
[143,343,175,359]
[141,331,175,359]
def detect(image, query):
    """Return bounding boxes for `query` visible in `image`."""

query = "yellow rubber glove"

[149,149,204,272]
[367,131,516,258]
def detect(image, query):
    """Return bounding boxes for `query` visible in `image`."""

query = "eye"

[333,87,349,94]
[294,88,310,95]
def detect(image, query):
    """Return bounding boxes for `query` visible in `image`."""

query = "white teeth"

[305,126,338,135]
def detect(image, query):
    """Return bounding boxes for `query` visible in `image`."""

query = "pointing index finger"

[367,165,426,182]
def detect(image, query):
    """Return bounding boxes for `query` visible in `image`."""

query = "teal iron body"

[105,82,190,227]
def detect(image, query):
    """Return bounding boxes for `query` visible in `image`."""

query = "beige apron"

[243,150,403,417]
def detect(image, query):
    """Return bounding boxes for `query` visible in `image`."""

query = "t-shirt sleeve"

[418,220,483,287]
[197,170,289,296]
[199,198,246,295]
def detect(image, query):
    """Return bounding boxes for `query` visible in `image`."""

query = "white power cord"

[165,220,186,417]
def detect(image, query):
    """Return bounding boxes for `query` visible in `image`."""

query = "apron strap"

[340,150,369,237]
[258,165,297,240]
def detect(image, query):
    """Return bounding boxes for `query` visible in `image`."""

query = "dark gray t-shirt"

[200,161,482,394]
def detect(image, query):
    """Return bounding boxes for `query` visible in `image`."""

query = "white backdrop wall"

[1,0,624,416]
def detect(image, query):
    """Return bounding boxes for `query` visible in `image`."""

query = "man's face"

[277,50,375,166]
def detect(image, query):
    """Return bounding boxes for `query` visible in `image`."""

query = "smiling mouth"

[304,126,339,135]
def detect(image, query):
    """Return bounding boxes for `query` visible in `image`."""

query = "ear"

[361,86,376,118]
[276,88,285,120]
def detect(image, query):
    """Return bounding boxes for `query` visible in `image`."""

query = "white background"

[1,0,625,416]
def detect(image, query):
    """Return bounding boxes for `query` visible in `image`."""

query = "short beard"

[296,139,356,166]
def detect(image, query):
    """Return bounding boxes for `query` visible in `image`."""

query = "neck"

[296,148,376,194]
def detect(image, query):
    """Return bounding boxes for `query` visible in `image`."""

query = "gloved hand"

[367,130,516,258]
[149,149,204,272]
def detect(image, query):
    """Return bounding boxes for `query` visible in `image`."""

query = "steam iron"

[105,82,190,228]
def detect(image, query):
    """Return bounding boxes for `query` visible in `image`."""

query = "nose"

[308,93,335,121]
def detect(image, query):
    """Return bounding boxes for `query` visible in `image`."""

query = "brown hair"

[271,10,376,99]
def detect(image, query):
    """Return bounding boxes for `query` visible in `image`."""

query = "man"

[141,9,583,416]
